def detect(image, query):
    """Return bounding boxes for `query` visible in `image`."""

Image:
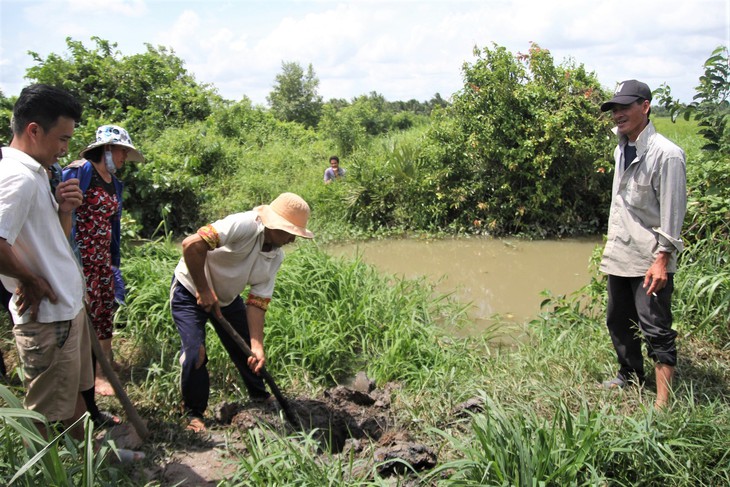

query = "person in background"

[0,84,90,439]
[63,125,143,398]
[324,155,345,184]
[598,79,687,409]
[170,192,314,432]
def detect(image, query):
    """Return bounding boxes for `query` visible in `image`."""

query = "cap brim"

[125,148,144,162]
[600,95,641,112]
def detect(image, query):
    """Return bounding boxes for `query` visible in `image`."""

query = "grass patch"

[1,237,728,486]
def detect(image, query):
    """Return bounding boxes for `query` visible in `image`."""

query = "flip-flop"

[92,410,123,429]
[601,377,626,389]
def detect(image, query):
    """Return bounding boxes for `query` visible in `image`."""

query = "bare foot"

[186,417,206,433]
[95,377,115,396]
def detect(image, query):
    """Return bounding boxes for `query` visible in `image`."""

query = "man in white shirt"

[170,192,314,432]
[0,84,92,437]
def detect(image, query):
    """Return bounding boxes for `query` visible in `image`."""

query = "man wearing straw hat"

[170,192,314,432]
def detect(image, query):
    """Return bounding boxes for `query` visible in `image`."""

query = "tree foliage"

[444,43,614,236]
[25,37,219,141]
[318,91,439,156]
[341,43,615,237]
[267,61,323,128]
[15,37,222,235]
[0,89,14,145]
[655,45,730,244]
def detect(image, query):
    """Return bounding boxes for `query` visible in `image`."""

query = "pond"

[326,236,603,338]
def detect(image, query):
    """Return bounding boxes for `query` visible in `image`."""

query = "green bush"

[333,43,616,237]
[655,46,730,345]
[426,43,614,237]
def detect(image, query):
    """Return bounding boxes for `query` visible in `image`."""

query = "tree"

[0,89,14,146]
[25,37,220,141]
[21,37,221,236]
[345,43,615,237]
[425,43,615,237]
[655,46,729,243]
[267,61,323,128]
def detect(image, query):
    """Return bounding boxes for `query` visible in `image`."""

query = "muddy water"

[327,237,602,337]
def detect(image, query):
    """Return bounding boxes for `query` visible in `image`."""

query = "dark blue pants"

[606,274,677,384]
[170,279,269,418]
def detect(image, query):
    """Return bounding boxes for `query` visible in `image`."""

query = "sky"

[1,0,728,106]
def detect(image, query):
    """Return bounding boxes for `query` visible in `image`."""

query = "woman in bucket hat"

[62,125,143,413]
[170,193,313,433]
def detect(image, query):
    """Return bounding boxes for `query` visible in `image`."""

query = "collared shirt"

[600,121,687,277]
[174,211,283,306]
[0,147,85,323]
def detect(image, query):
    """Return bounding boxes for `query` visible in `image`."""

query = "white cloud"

[0,0,727,104]
[65,0,148,16]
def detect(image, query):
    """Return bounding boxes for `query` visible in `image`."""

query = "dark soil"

[113,372,469,486]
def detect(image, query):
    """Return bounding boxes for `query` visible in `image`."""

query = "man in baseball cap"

[597,80,687,409]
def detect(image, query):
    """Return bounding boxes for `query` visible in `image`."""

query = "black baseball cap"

[600,79,652,112]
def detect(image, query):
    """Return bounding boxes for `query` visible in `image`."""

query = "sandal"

[92,410,122,429]
[601,377,626,389]
[186,416,206,433]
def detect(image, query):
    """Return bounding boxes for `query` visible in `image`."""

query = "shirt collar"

[618,120,655,157]
[1,147,45,174]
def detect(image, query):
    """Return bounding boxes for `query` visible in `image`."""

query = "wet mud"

[144,372,445,485]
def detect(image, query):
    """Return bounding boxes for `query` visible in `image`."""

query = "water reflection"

[326,236,602,336]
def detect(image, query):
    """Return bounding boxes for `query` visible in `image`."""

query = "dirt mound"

[230,381,398,453]
[152,374,438,485]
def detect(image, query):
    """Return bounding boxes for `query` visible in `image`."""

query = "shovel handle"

[213,313,298,425]
[87,315,149,439]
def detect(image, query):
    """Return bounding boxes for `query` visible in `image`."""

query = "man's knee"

[181,344,206,370]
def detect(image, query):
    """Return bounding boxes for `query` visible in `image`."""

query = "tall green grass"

[2,222,728,485]
[0,383,129,486]
[675,230,730,345]
[117,242,730,485]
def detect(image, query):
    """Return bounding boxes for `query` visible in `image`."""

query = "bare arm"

[181,233,218,312]
[245,304,266,374]
[55,178,82,238]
